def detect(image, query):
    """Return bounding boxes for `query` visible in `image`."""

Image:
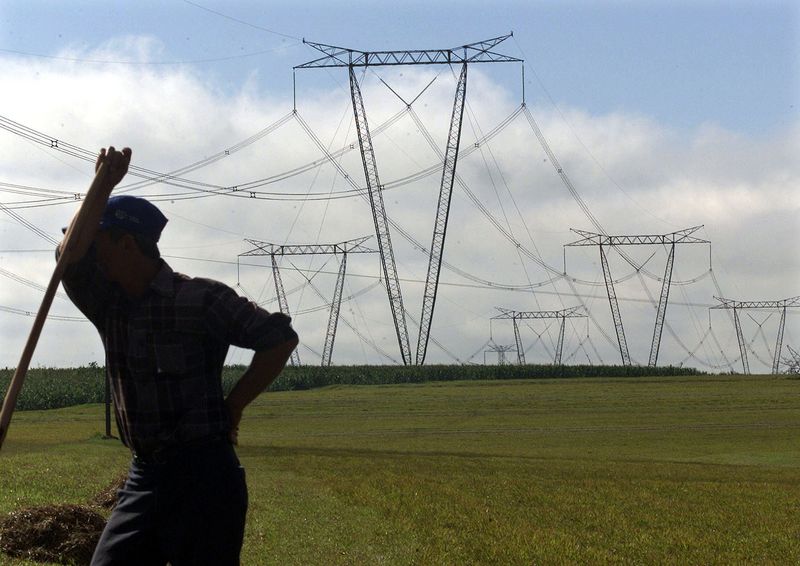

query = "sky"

[0,0,798,372]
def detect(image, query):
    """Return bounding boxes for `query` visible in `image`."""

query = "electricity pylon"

[711,296,799,374]
[239,237,376,366]
[485,343,515,365]
[782,345,800,374]
[566,226,709,366]
[296,34,521,365]
[492,306,586,365]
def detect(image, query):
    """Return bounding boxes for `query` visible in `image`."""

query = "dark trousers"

[91,439,248,566]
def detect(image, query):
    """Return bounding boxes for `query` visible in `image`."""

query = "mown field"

[0,374,798,565]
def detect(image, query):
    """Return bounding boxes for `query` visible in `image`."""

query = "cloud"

[0,42,797,372]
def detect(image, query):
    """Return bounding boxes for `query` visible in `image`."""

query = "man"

[59,147,299,565]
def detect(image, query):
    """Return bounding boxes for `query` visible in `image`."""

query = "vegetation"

[0,374,797,565]
[0,366,107,411]
[0,363,703,411]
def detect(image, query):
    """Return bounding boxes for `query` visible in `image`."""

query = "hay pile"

[0,504,106,564]
[0,473,126,564]
[89,473,127,510]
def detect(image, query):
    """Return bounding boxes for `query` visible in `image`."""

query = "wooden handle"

[0,163,110,451]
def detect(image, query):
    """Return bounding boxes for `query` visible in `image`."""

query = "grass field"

[1,374,798,565]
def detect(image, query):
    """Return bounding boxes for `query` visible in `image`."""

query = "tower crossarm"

[711,296,800,310]
[492,306,586,320]
[240,236,376,257]
[566,226,709,247]
[295,34,521,69]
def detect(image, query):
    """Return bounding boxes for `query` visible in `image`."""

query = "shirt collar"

[149,261,175,297]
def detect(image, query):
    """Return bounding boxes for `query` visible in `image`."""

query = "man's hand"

[96,146,132,188]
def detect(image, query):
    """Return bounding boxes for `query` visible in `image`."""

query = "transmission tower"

[296,34,521,365]
[239,236,376,366]
[566,226,709,366]
[711,296,799,374]
[782,345,800,374]
[492,306,586,365]
[485,343,515,365]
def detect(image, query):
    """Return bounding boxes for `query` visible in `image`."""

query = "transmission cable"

[181,0,302,41]
[0,200,59,245]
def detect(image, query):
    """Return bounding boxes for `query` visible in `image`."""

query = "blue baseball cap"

[99,195,168,242]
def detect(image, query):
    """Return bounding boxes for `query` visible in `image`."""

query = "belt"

[132,434,229,464]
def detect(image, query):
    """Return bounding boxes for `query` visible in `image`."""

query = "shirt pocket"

[152,331,204,376]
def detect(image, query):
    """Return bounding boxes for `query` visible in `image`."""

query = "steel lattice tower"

[492,306,586,365]
[783,345,800,374]
[239,237,376,366]
[566,226,709,366]
[485,343,515,365]
[296,34,521,365]
[711,296,799,374]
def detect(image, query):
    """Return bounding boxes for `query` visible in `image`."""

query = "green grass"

[1,375,798,565]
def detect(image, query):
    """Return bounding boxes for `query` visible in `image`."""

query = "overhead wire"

[181,0,302,41]
[0,111,711,287]
[0,45,301,66]
[0,200,59,245]
[292,262,400,364]
[457,79,559,351]
[0,266,68,301]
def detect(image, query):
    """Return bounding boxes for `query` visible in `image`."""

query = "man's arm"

[58,147,131,263]
[224,335,299,442]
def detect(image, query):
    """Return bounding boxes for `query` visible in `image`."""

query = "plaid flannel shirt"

[60,247,297,452]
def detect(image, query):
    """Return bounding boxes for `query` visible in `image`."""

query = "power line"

[171,253,737,310]
[181,0,302,41]
[0,45,300,66]
[0,303,84,322]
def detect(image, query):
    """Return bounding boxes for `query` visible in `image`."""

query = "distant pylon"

[566,226,709,366]
[492,306,586,365]
[239,237,376,366]
[711,296,799,374]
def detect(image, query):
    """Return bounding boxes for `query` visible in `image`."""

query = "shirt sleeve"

[203,281,298,352]
[57,244,115,328]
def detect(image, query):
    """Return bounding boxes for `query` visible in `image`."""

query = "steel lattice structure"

[485,343,515,365]
[268,253,299,366]
[416,62,468,365]
[782,345,800,374]
[239,236,376,366]
[566,226,709,367]
[348,67,413,364]
[294,34,522,69]
[296,35,521,365]
[711,296,799,374]
[492,306,586,365]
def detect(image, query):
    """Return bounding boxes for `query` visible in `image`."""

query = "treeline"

[0,364,704,411]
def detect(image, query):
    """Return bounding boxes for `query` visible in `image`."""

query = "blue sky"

[2,1,797,134]
[0,1,798,370]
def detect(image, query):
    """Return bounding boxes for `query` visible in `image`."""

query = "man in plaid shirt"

[59,147,298,565]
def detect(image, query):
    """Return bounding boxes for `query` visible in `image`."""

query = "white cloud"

[0,45,797,372]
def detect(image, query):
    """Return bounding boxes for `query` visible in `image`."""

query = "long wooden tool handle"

[0,163,109,451]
